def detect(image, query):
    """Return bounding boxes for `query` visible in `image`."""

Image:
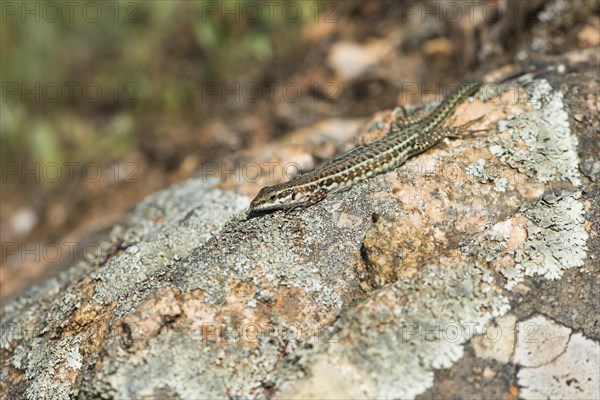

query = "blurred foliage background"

[2,1,307,169]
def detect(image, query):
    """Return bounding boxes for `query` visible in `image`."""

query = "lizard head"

[249,183,312,212]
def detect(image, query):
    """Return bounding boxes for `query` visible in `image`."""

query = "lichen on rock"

[487,80,582,186]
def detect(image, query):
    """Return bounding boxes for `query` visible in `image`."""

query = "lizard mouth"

[251,203,283,212]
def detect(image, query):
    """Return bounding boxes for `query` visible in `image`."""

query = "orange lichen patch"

[356,83,544,292]
[508,384,520,399]
[73,303,100,326]
[264,285,333,340]
[494,254,516,270]
[585,220,595,238]
[220,287,263,317]
[499,169,529,194]
[485,215,530,274]
[360,212,439,290]
[55,279,116,357]
[209,281,268,345]
[75,318,114,368]
[272,286,304,321]
[181,289,217,324]
[438,252,471,270]
[71,279,102,328]
[454,209,489,233]
[181,279,326,349]
[449,84,530,130]
[394,184,420,204]
[506,215,529,252]
[427,199,448,225]
[121,288,183,342]
[515,181,546,202]
[360,135,536,293]
[227,279,257,301]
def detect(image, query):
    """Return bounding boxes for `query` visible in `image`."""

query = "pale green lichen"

[284,263,511,399]
[464,158,508,192]
[64,346,83,371]
[498,197,588,290]
[21,335,84,400]
[487,80,582,186]
[515,192,589,282]
[485,80,588,288]
[90,178,248,309]
[515,316,600,399]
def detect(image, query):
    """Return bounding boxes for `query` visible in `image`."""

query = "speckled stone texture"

[2,59,599,399]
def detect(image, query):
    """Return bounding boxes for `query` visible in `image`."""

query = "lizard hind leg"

[391,106,426,131]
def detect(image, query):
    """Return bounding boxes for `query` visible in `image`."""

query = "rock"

[1,65,599,399]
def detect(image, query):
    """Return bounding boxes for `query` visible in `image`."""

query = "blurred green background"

[2,0,308,170]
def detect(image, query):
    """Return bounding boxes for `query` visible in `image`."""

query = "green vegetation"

[1,1,313,172]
